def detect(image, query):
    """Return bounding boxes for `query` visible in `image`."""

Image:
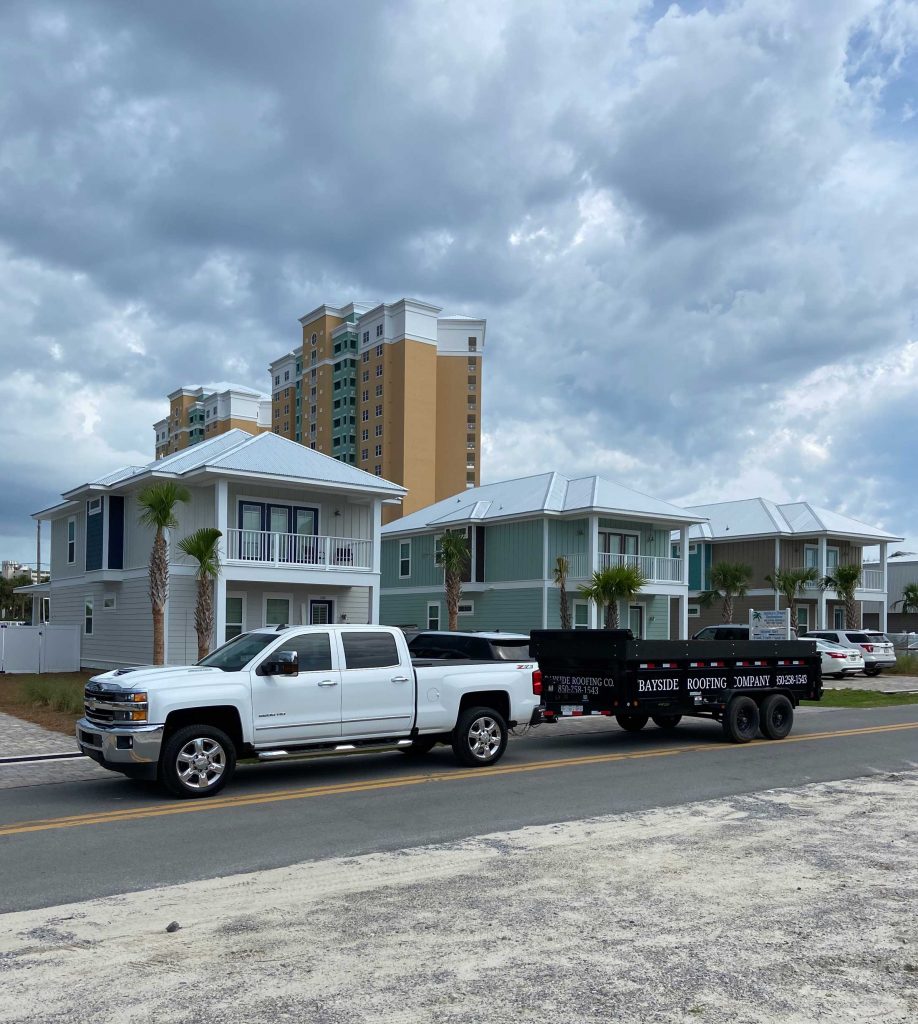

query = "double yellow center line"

[1,721,916,837]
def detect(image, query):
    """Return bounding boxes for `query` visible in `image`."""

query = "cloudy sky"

[2,0,918,565]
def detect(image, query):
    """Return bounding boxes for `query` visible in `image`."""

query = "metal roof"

[681,498,902,543]
[383,472,704,535]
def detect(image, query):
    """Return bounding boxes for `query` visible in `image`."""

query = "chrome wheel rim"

[467,716,501,760]
[176,737,226,790]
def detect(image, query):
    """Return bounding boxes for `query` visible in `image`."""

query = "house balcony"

[790,567,884,592]
[225,529,373,572]
[564,552,684,584]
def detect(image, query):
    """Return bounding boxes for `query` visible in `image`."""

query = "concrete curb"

[0,752,86,766]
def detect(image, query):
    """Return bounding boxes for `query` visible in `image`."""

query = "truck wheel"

[451,707,508,767]
[759,694,794,740]
[160,725,236,798]
[399,737,438,756]
[651,714,682,731]
[615,713,649,733]
[863,665,881,677]
[722,696,759,744]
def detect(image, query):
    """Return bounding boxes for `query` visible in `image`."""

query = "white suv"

[807,630,897,676]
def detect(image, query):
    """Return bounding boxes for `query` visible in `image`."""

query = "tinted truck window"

[490,641,532,660]
[276,633,332,671]
[342,632,400,669]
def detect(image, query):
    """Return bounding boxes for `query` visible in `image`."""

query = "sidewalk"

[0,711,109,789]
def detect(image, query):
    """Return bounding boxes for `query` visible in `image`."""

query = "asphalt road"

[1,704,917,914]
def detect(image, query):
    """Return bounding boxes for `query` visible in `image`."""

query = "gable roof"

[57,430,405,505]
[382,472,705,536]
[683,497,902,543]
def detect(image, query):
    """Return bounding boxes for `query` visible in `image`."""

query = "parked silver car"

[807,630,897,676]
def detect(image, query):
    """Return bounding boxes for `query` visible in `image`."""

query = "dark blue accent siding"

[85,500,104,571]
[108,496,124,569]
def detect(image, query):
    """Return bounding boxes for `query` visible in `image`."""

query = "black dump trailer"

[529,630,822,743]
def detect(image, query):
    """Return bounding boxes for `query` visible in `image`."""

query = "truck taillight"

[532,669,542,695]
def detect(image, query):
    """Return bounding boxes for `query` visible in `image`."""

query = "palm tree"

[438,531,470,631]
[822,564,862,629]
[137,481,191,664]
[893,582,918,618]
[553,555,572,629]
[178,527,222,661]
[765,566,820,631]
[700,562,753,623]
[578,565,647,630]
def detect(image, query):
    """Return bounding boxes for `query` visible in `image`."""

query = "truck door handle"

[391,675,411,683]
[317,679,338,687]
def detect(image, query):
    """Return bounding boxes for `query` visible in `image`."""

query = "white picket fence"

[0,624,80,673]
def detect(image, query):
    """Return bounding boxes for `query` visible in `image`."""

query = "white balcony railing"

[791,567,885,592]
[225,529,373,571]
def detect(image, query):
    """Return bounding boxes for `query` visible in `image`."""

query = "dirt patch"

[0,771,915,1023]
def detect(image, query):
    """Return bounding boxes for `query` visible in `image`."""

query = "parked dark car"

[692,624,799,641]
[408,631,532,661]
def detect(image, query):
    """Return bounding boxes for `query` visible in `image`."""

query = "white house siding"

[166,573,200,665]
[50,511,85,580]
[172,485,219,547]
[122,493,158,571]
[223,582,371,638]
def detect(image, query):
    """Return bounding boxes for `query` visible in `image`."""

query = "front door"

[310,599,334,625]
[250,631,342,744]
[338,630,414,737]
[629,604,644,639]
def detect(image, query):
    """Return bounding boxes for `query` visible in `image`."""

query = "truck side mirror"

[259,650,299,676]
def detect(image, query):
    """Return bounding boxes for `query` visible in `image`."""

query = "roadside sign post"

[749,608,793,640]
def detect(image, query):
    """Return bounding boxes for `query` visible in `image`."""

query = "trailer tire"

[399,737,438,756]
[160,724,236,798]
[759,694,793,740]
[651,714,682,731]
[722,697,759,744]
[451,707,508,767]
[615,713,649,733]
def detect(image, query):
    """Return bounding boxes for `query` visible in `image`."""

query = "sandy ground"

[1,771,916,1024]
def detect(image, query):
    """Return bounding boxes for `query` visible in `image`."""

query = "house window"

[361,429,369,441]
[376,384,383,397]
[689,543,698,555]
[427,602,441,630]
[804,545,819,569]
[688,604,700,618]
[67,517,76,563]
[797,606,810,633]
[376,324,383,338]
[361,449,368,461]
[284,370,290,382]
[362,390,369,402]
[573,601,589,629]
[41,596,50,623]
[103,593,116,610]
[87,497,101,515]
[274,375,280,386]
[458,600,474,616]
[362,351,369,364]
[362,410,369,422]
[374,465,382,476]
[375,365,383,377]
[399,540,411,578]
[834,607,845,629]
[84,597,94,636]
[468,337,477,351]
[226,595,244,640]
[264,596,291,627]
[375,404,382,417]
[375,425,383,437]
[362,370,369,383]
[827,547,840,572]
[311,333,317,345]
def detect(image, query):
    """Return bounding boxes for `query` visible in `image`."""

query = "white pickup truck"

[76,625,542,798]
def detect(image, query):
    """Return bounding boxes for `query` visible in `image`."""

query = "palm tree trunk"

[446,570,461,631]
[195,577,214,661]
[559,580,570,630]
[845,594,858,629]
[605,600,618,629]
[149,530,169,665]
[722,594,733,623]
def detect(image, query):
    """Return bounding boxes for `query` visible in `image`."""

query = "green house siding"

[381,534,443,589]
[484,520,543,582]
[547,519,588,566]
[643,594,670,639]
[381,587,545,633]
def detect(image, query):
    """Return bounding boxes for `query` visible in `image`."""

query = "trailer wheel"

[759,694,793,740]
[651,714,682,731]
[451,707,508,767]
[722,697,759,744]
[615,713,649,733]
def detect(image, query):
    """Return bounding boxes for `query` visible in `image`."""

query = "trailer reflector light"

[754,660,765,666]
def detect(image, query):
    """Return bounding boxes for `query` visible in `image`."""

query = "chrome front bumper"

[76,718,164,778]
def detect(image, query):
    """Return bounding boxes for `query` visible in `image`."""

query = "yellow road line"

[1,720,916,838]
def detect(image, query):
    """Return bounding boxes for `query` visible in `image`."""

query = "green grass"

[887,653,918,676]
[22,676,87,715]
[809,689,918,708]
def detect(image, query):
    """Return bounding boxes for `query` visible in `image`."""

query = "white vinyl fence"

[0,624,81,673]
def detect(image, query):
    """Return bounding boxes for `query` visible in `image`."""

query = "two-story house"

[679,498,903,633]
[27,430,405,669]
[379,473,706,638]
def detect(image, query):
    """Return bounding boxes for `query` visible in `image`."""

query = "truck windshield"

[198,633,277,671]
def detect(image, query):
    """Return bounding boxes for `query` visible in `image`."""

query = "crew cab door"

[250,631,342,744]
[337,630,414,737]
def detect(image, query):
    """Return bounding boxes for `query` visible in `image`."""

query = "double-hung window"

[399,540,411,578]
[67,518,76,564]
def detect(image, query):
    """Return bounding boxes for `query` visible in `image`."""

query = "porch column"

[370,500,382,624]
[588,514,599,628]
[369,585,379,624]
[215,480,228,648]
[542,519,549,628]
[818,536,828,629]
[774,538,781,611]
[680,526,690,640]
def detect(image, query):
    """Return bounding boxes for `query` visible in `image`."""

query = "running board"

[257,739,414,761]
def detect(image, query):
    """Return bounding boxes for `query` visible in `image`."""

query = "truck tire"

[451,707,508,767]
[399,737,438,756]
[863,665,881,677]
[615,713,649,733]
[160,724,236,798]
[759,694,794,740]
[651,714,682,731]
[722,696,759,744]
